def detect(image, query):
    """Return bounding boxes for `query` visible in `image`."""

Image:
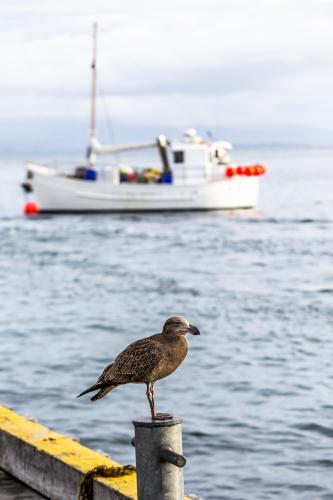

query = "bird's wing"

[99,338,164,384]
[96,362,114,383]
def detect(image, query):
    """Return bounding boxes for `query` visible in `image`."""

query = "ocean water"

[1,147,333,499]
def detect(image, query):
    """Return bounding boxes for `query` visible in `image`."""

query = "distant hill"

[0,119,332,154]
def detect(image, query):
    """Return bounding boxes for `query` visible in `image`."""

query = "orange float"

[225,164,266,178]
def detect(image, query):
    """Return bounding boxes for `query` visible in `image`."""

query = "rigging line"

[98,82,121,162]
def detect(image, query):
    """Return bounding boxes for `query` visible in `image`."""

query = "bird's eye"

[174,321,179,325]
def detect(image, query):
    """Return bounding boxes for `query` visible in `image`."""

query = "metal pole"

[132,417,185,500]
[89,22,98,167]
[156,135,171,174]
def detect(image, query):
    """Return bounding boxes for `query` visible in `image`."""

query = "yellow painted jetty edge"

[0,404,137,499]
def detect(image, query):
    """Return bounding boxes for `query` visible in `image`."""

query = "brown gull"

[77,316,200,420]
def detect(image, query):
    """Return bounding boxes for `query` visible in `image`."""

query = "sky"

[1,0,333,151]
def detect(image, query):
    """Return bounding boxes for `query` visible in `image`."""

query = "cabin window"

[173,151,184,163]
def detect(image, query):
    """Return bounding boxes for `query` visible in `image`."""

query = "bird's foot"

[152,412,173,420]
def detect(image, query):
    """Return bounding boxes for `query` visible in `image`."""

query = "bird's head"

[162,316,200,337]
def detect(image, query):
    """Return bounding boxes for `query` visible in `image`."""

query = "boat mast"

[86,24,159,163]
[89,23,98,167]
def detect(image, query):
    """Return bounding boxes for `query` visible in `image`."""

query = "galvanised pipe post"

[132,417,185,500]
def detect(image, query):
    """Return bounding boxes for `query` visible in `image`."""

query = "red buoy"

[225,167,235,178]
[227,164,266,178]
[24,201,40,216]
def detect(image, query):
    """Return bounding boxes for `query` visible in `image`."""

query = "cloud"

[0,0,332,143]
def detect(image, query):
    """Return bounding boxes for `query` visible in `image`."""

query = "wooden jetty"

[0,469,45,499]
[0,405,137,499]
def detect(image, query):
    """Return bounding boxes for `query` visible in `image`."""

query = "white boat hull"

[28,165,260,212]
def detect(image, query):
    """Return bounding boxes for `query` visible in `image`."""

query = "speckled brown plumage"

[77,316,200,419]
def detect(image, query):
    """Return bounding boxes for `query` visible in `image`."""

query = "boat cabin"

[94,130,232,185]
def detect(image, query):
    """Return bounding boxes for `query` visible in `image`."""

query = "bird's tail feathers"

[77,382,118,400]
[77,382,106,398]
[90,385,117,401]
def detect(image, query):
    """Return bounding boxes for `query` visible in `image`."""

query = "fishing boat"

[22,25,266,214]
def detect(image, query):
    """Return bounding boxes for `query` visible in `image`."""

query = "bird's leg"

[146,382,155,418]
[150,384,173,420]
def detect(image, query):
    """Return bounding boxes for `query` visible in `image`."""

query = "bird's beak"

[188,324,200,335]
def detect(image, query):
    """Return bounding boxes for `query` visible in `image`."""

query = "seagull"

[77,316,200,420]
